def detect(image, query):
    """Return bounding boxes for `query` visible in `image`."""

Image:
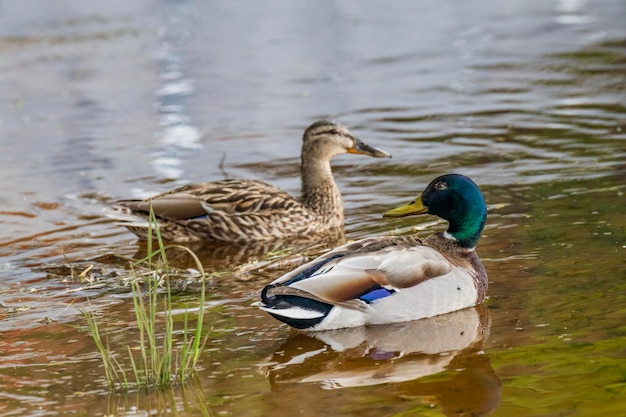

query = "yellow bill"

[383,195,429,218]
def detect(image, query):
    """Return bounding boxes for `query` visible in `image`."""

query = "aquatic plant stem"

[83,205,210,390]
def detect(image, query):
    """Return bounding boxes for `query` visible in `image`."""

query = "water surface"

[0,1,625,416]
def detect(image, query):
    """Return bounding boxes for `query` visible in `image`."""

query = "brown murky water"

[1,1,625,416]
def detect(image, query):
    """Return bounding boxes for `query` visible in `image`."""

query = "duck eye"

[330,129,338,135]
[435,181,447,190]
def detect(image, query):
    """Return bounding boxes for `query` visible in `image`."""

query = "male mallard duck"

[258,173,488,331]
[104,120,390,243]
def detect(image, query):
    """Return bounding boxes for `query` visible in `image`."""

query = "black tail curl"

[260,284,278,306]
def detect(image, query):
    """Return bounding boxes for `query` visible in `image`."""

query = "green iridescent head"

[383,174,487,248]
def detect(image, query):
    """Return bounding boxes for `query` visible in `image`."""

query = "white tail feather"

[102,207,151,228]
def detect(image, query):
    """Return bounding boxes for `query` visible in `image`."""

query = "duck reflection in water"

[259,304,501,417]
[129,229,346,276]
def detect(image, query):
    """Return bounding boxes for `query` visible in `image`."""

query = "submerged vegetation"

[81,209,210,391]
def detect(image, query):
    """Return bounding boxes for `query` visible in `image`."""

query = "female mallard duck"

[104,120,390,243]
[258,173,488,331]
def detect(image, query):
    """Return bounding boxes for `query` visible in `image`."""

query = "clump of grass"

[82,208,210,391]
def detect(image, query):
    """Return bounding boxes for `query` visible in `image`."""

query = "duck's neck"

[300,157,343,225]
[446,205,487,249]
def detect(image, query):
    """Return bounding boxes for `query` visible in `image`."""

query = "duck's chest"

[302,187,344,227]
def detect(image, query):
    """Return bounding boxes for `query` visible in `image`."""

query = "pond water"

[1,0,625,416]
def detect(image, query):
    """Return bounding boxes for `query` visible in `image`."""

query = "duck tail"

[102,206,151,229]
[257,285,334,330]
[260,284,279,306]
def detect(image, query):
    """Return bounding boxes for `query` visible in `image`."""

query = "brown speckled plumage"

[104,120,390,243]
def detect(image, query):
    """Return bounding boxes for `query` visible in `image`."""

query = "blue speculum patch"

[358,287,395,303]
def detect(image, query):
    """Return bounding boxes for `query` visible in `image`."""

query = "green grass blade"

[83,205,211,391]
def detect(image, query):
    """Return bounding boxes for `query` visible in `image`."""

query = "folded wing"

[263,236,453,305]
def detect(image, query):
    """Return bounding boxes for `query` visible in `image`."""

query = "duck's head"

[302,120,391,160]
[383,174,487,249]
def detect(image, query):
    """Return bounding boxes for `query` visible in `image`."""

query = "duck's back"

[159,179,303,214]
